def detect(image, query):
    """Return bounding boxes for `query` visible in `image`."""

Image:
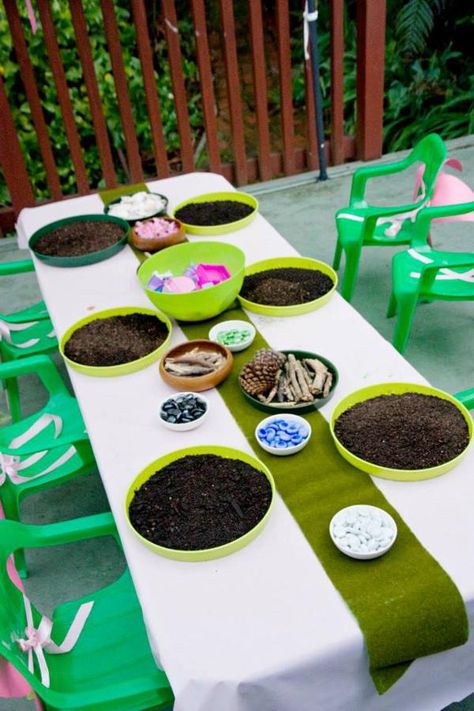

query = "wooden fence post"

[0,73,35,217]
[356,0,386,160]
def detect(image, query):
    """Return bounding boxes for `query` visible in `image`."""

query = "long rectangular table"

[17,173,474,711]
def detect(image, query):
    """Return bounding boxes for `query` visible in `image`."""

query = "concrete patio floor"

[1,136,473,711]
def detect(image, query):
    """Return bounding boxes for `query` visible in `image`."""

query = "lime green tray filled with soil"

[137,241,245,321]
[29,214,130,268]
[238,256,338,316]
[60,306,172,377]
[172,191,258,235]
[331,382,473,481]
[125,445,275,561]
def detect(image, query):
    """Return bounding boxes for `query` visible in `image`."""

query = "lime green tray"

[125,445,275,561]
[330,382,473,481]
[172,191,258,235]
[237,256,338,316]
[241,350,339,414]
[60,306,172,377]
[29,214,130,268]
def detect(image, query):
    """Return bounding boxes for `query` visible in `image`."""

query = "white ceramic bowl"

[329,504,397,560]
[208,320,256,352]
[158,392,209,432]
[255,414,311,456]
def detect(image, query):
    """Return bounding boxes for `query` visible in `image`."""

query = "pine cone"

[239,349,286,397]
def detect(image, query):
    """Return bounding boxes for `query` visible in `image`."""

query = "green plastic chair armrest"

[455,388,474,410]
[0,259,35,277]
[411,201,474,248]
[350,155,413,204]
[0,513,116,558]
[419,257,474,292]
[0,354,66,397]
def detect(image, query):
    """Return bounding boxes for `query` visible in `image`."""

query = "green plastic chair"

[333,134,447,301]
[0,355,96,576]
[1,259,57,422]
[388,201,474,353]
[0,513,174,711]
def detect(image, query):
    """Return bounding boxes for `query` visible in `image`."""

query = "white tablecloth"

[17,173,474,711]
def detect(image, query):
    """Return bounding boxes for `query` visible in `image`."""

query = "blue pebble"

[291,435,302,445]
[258,428,267,438]
[279,432,291,441]
[266,430,275,442]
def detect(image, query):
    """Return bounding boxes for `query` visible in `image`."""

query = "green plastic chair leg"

[393,292,419,353]
[4,376,22,422]
[0,487,27,576]
[340,241,363,302]
[387,291,397,318]
[333,238,343,270]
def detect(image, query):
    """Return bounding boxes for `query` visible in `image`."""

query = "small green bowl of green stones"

[209,320,256,352]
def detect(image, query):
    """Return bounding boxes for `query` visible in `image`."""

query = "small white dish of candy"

[255,414,311,456]
[105,192,168,222]
[329,504,397,560]
[209,320,256,352]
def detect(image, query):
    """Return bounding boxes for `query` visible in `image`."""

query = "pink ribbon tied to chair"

[0,413,76,487]
[17,593,93,688]
[0,319,55,350]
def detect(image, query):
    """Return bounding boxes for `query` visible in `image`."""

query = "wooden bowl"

[159,339,233,391]
[130,216,186,253]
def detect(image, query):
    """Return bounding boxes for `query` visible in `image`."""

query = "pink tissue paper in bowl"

[196,264,231,287]
[162,276,196,294]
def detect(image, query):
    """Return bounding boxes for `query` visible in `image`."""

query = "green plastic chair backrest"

[411,201,474,248]
[408,134,447,199]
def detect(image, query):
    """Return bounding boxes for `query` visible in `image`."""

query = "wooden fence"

[0,0,386,233]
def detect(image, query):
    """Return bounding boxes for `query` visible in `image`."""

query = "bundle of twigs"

[239,349,333,407]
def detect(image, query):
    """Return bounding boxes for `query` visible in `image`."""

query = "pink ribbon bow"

[17,594,93,688]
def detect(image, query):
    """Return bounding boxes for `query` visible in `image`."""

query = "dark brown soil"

[64,314,168,366]
[334,393,470,469]
[34,221,125,257]
[240,267,334,306]
[174,200,254,225]
[128,454,273,550]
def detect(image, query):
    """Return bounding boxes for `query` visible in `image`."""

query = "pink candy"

[134,218,179,240]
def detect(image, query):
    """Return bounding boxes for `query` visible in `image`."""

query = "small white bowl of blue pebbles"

[255,414,311,456]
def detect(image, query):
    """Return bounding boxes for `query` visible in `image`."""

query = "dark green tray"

[29,214,130,268]
[240,350,339,414]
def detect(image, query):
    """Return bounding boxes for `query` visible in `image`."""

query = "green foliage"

[383,42,473,150]
[0,0,202,200]
[395,0,446,56]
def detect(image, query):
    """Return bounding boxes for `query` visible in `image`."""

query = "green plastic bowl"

[60,306,172,377]
[104,192,168,225]
[125,445,275,561]
[29,214,130,268]
[240,350,338,414]
[137,241,246,322]
[330,382,473,481]
[238,256,338,316]
[172,191,258,235]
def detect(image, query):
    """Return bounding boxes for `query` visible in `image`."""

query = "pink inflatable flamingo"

[414,158,474,221]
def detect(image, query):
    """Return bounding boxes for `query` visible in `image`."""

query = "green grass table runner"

[181,307,468,693]
[100,184,468,693]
